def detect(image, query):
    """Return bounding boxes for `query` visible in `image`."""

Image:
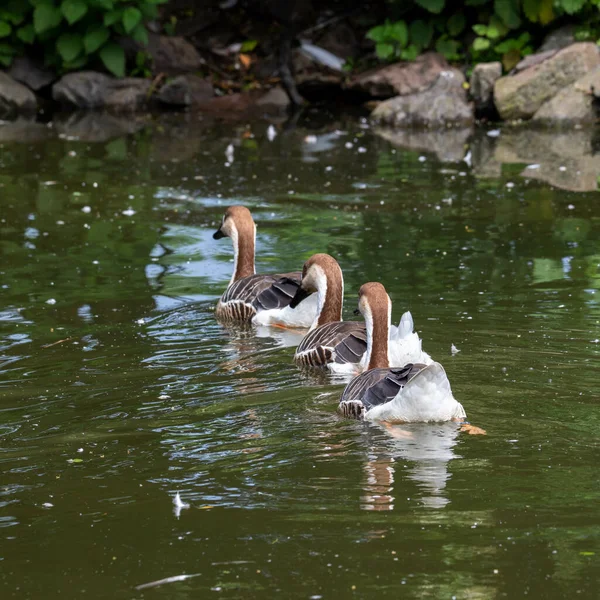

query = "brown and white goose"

[338,283,468,424]
[290,255,432,373]
[213,206,318,327]
[290,254,367,371]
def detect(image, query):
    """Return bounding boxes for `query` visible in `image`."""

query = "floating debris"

[173,491,190,518]
[135,573,201,590]
[451,344,460,355]
[267,125,277,141]
[122,208,136,216]
[81,206,91,214]
[225,144,234,162]
[487,129,501,138]
[45,298,56,305]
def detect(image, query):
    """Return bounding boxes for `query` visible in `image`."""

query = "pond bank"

[2,36,600,127]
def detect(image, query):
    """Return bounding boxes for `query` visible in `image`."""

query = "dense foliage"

[368,0,600,70]
[0,0,166,77]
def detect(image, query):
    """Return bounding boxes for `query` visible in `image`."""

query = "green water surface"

[1,113,599,599]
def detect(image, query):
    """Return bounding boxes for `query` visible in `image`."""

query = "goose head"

[290,253,343,327]
[213,205,255,240]
[357,282,392,369]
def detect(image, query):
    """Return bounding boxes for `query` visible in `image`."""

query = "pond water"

[1,111,599,599]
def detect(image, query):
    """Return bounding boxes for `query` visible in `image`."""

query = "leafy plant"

[368,0,600,70]
[0,0,168,76]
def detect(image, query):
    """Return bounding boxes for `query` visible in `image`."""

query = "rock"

[52,72,152,110]
[346,52,449,99]
[197,88,290,118]
[157,75,214,107]
[532,67,600,125]
[9,56,55,91]
[0,72,37,118]
[512,50,557,74]
[494,42,600,121]
[121,33,203,75]
[255,86,290,110]
[470,62,502,116]
[371,68,473,128]
[54,111,148,142]
[538,25,576,53]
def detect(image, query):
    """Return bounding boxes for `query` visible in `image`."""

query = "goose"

[289,254,432,373]
[338,282,469,424]
[213,206,318,327]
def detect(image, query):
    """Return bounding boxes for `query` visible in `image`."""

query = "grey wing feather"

[254,273,303,311]
[296,321,367,364]
[222,272,303,310]
[340,364,428,411]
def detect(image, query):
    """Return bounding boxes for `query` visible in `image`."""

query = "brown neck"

[366,303,390,370]
[232,224,255,282]
[316,266,343,327]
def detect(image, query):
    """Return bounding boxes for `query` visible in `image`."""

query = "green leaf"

[375,42,395,60]
[100,41,125,77]
[122,7,141,34]
[103,10,122,26]
[0,42,15,66]
[494,38,519,53]
[17,24,36,44]
[435,37,461,59]
[139,3,158,20]
[414,0,445,14]
[447,13,466,37]
[367,24,386,43]
[61,0,88,25]
[560,0,587,14]
[473,37,491,51]
[494,0,522,29]
[34,3,63,34]
[84,25,110,54]
[0,5,25,25]
[130,23,148,45]
[410,20,433,48]
[90,0,114,9]
[472,24,488,36]
[487,15,509,39]
[56,32,83,62]
[0,21,11,38]
[400,44,419,60]
[241,39,258,52]
[390,21,408,46]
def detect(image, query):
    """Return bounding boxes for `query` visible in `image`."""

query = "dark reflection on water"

[1,114,600,599]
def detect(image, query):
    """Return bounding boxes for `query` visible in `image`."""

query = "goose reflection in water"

[361,422,462,511]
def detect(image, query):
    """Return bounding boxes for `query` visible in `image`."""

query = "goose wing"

[253,272,304,311]
[339,364,427,419]
[221,272,303,310]
[297,321,367,364]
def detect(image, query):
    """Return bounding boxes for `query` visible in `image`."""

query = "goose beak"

[213,228,225,240]
[289,286,311,309]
